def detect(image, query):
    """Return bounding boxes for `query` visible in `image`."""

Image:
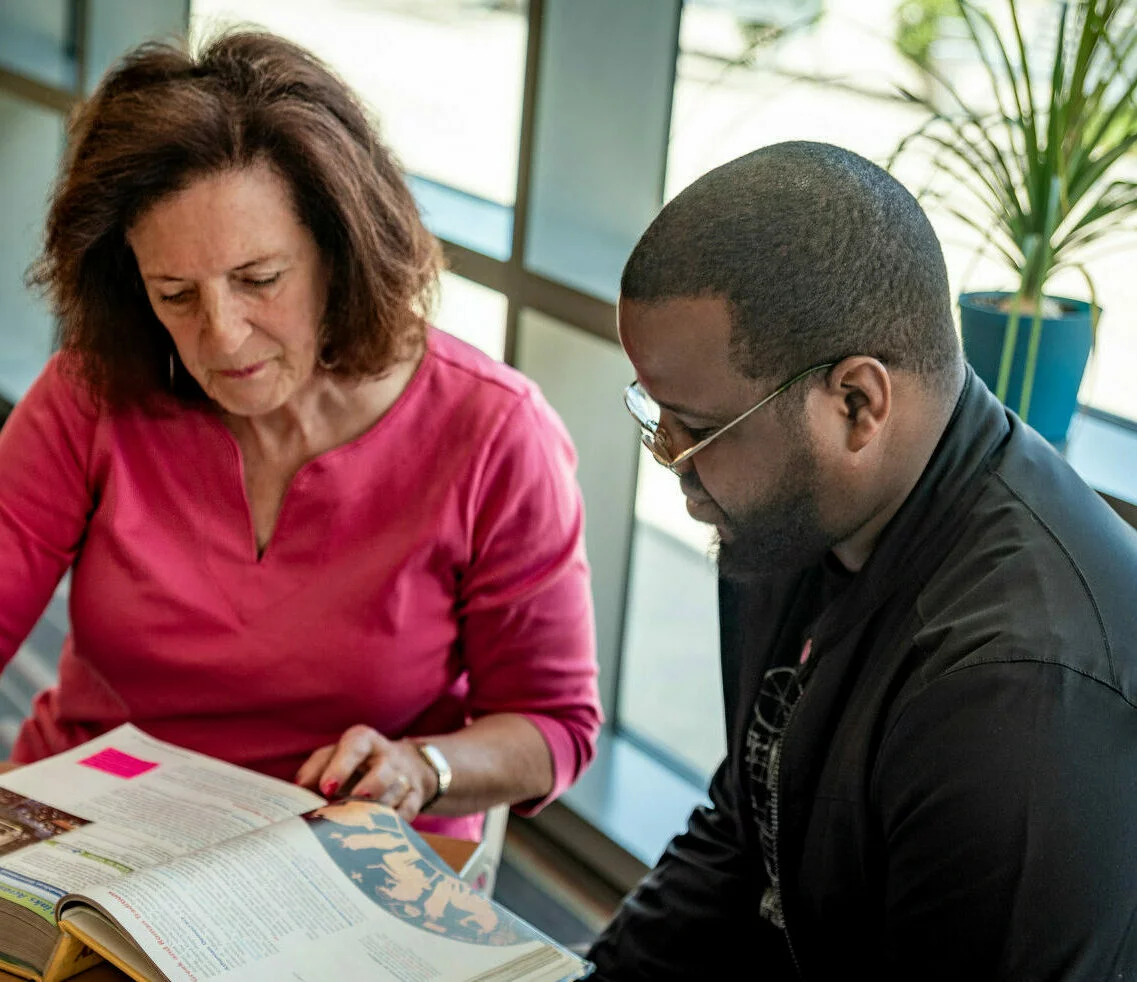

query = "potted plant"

[889,0,1137,445]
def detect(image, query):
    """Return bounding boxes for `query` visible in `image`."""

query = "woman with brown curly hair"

[0,30,601,843]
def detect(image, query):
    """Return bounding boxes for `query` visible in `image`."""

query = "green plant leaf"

[891,51,1023,195]
[1066,15,1137,178]
[1018,303,1047,422]
[945,206,1023,273]
[1065,262,1101,349]
[957,2,1025,154]
[895,120,1026,226]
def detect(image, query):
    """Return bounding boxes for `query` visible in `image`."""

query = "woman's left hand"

[294,725,438,822]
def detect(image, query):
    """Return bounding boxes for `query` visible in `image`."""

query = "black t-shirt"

[744,552,853,929]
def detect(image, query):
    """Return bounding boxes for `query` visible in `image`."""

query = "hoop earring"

[317,343,338,372]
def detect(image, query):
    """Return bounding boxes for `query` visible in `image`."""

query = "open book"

[0,724,592,982]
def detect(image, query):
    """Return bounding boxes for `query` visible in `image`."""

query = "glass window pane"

[410,176,512,262]
[513,310,641,717]
[522,0,678,302]
[0,0,76,91]
[1065,246,1137,423]
[667,0,1137,424]
[83,0,188,94]
[190,0,527,206]
[433,271,507,362]
[0,91,64,401]
[619,449,724,783]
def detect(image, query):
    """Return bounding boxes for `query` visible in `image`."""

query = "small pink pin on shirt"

[800,638,813,665]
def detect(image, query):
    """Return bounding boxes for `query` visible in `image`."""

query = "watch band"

[415,742,452,810]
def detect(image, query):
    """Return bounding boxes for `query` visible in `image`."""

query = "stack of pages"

[0,724,592,982]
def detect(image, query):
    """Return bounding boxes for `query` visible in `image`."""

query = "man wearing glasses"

[587,141,1137,980]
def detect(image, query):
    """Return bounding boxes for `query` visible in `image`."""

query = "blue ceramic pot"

[958,291,1095,445]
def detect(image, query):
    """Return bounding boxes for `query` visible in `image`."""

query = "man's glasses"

[623,362,836,474]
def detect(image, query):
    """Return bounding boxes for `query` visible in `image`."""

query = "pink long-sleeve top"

[0,327,602,841]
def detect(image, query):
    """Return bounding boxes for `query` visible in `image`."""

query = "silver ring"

[385,774,409,801]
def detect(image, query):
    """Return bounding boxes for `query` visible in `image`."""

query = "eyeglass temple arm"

[668,362,836,468]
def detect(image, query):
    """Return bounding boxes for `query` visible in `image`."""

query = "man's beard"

[712,445,834,583]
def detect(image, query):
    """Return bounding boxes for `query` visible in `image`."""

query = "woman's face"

[128,160,330,418]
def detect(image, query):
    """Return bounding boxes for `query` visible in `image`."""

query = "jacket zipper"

[768,649,819,979]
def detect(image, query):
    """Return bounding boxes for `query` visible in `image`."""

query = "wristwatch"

[415,742,452,810]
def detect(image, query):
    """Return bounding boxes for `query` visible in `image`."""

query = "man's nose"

[675,456,702,484]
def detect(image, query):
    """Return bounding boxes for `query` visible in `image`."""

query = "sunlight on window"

[668,0,1137,423]
[620,448,724,781]
[190,0,527,205]
[433,271,507,362]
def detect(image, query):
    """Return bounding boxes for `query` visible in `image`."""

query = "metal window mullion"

[71,0,87,98]
[501,0,546,369]
[0,67,75,113]
[440,237,618,347]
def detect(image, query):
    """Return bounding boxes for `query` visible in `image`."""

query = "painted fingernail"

[321,780,339,796]
[358,790,372,799]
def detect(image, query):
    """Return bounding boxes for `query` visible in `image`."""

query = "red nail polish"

[321,780,339,797]
[359,790,372,799]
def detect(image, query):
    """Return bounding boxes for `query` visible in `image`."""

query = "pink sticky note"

[79,747,159,779]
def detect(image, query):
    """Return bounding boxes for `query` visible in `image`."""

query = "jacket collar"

[816,366,1011,641]
[718,367,1013,741]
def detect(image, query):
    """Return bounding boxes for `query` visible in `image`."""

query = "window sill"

[0,29,77,94]
[526,730,707,895]
[1064,408,1137,508]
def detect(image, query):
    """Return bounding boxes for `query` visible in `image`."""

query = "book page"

[57,909,164,982]
[47,917,148,982]
[62,800,587,982]
[0,725,325,925]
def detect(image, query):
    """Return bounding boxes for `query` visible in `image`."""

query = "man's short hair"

[621,141,961,392]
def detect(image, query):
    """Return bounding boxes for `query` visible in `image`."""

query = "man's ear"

[818,357,891,453]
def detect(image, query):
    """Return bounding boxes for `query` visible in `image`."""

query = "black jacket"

[589,370,1137,980]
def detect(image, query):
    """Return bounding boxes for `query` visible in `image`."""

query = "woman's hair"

[28,29,442,407]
